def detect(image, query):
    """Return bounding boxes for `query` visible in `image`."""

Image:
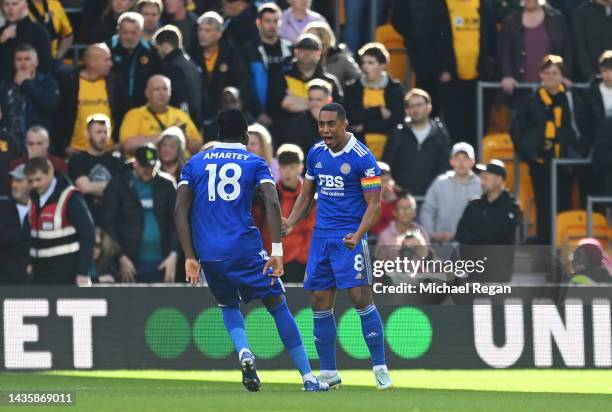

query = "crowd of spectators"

[0,0,611,285]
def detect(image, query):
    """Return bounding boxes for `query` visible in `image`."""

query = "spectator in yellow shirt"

[120,74,202,154]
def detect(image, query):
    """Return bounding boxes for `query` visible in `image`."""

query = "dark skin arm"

[260,182,284,281]
[282,177,316,236]
[343,190,381,249]
[174,184,200,284]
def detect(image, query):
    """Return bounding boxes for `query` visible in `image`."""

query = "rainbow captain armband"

[360,176,381,192]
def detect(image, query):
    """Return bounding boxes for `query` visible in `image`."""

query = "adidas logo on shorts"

[355,273,364,280]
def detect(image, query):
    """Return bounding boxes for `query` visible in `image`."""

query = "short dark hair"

[358,42,389,65]
[540,55,564,73]
[320,102,346,121]
[153,25,182,49]
[277,143,304,165]
[217,109,248,141]
[307,78,332,96]
[25,156,52,176]
[599,50,612,71]
[257,2,281,18]
[278,151,301,166]
[15,43,37,55]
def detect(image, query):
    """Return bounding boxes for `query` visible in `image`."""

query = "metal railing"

[586,196,612,237]
[550,158,592,256]
[476,81,589,162]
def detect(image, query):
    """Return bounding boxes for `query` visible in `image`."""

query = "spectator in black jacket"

[382,88,451,195]
[243,2,292,129]
[391,0,448,115]
[586,51,612,128]
[221,0,258,46]
[435,0,497,147]
[287,79,331,157]
[54,43,130,156]
[592,117,612,196]
[0,164,30,284]
[573,0,612,81]
[190,11,250,137]
[511,55,590,244]
[456,160,521,284]
[153,24,202,125]
[69,114,125,225]
[107,12,162,108]
[0,132,20,198]
[102,144,180,283]
[0,0,53,80]
[499,0,573,98]
[26,157,95,285]
[0,43,60,151]
[162,0,198,52]
[88,0,135,43]
[345,42,404,160]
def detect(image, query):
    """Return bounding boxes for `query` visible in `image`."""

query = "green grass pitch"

[0,370,610,411]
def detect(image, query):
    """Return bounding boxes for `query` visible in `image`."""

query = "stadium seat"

[556,210,610,248]
[375,24,408,85]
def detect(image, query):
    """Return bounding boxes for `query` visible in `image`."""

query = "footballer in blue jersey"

[175,109,328,393]
[283,103,393,390]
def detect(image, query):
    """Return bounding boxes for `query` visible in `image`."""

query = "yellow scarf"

[538,84,566,158]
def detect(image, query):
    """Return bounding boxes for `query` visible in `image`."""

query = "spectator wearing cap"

[221,0,258,46]
[102,143,180,283]
[304,21,360,87]
[157,126,185,181]
[420,142,481,244]
[243,3,293,129]
[0,44,60,150]
[279,0,327,44]
[27,0,73,60]
[345,42,404,159]
[455,160,521,283]
[457,159,519,241]
[119,74,202,155]
[107,12,162,108]
[10,125,68,176]
[68,114,125,225]
[137,0,163,41]
[573,0,612,81]
[0,0,53,79]
[511,55,589,244]
[0,164,30,284]
[286,79,332,157]
[277,33,343,110]
[220,86,256,124]
[371,161,399,236]
[190,11,251,138]
[55,43,129,156]
[153,25,202,126]
[382,88,451,195]
[162,0,198,52]
[88,0,136,43]
[26,156,95,285]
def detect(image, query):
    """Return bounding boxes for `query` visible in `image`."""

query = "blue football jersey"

[179,142,275,261]
[305,134,381,237]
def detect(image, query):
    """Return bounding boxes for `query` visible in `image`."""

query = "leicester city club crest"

[340,163,351,175]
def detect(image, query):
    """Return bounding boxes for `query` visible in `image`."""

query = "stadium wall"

[0,287,610,370]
